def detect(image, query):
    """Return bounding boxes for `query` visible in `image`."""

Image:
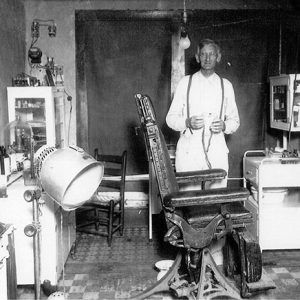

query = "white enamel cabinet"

[7,86,67,150]
[243,150,300,250]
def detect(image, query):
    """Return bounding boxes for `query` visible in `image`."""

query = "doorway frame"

[75,10,181,151]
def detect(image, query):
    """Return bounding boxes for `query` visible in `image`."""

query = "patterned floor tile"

[17,227,300,300]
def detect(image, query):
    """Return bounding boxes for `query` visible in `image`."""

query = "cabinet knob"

[246,170,252,175]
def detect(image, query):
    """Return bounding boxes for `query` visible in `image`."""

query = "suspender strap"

[186,74,193,134]
[186,74,193,120]
[219,77,225,119]
[204,76,225,168]
[206,76,225,151]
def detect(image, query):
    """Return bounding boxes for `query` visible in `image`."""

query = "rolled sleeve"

[166,77,189,132]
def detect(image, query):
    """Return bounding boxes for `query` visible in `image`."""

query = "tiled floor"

[17,212,300,300]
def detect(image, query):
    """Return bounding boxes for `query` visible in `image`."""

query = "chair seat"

[88,192,121,205]
[182,202,252,230]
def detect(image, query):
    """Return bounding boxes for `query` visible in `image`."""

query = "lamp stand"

[33,194,42,300]
[24,189,42,300]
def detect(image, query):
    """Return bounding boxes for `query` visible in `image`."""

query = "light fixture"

[24,145,104,299]
[28,47,43,64]
[29,19,56,65]
[179,0,191,50]
[31,19,57,39]
[179,26,191,50]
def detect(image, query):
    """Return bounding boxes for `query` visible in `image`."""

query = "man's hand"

[187,115,205,130]
[210,119,225,133]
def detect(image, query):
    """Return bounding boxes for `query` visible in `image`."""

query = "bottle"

[0,151,4,175]
[7,146,17,173]
[1,146,11,180]
[0,151,7,197]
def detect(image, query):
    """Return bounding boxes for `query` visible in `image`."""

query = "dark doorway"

[76,11,176,175]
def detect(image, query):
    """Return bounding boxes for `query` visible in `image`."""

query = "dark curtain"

[76,12,173,175]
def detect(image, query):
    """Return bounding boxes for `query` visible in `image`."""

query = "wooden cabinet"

[0,174,76,285]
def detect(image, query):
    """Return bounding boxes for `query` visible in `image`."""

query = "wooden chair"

[76,149,127,246]
[132,93,275,299]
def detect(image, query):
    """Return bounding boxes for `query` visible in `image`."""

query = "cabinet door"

[7,87,65,152]
[53,90,66,148]
[15,97,47,151]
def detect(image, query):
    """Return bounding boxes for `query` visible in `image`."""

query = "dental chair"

[132,93,275,299]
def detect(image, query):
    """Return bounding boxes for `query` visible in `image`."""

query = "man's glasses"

[199,53,217,59]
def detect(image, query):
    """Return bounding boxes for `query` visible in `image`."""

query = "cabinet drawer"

[260,163,300,187]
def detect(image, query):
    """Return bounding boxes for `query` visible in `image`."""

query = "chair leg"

[94,208,99,231]
[108,200,114,246]
[120,204,124,236]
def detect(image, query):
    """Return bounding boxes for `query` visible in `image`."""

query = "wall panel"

[0,1,25,144]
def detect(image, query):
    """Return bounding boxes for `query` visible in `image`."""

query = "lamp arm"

[31,19,56,38]
[33,19,55,25]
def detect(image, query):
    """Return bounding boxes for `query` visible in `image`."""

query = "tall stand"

[24,189,42,300]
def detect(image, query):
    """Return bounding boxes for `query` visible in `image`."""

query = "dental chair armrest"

[175,168,227,185]
[163,187,250,208]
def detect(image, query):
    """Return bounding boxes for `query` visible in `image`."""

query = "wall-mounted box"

[270,74,300,131]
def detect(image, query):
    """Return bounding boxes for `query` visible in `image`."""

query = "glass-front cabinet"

[7,87,66,152]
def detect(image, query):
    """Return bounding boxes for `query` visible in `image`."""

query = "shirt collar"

[197,70,218,82]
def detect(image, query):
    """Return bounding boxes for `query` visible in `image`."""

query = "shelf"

[7,171,22,187]
[35,140,47,144]
[15,106,45,111]
[28,121,46,128]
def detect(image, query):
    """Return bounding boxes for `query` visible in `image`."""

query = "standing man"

[166,38,240,188]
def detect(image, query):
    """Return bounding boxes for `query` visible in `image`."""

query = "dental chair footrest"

[163,187,250,208]
[246,280,276,294]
